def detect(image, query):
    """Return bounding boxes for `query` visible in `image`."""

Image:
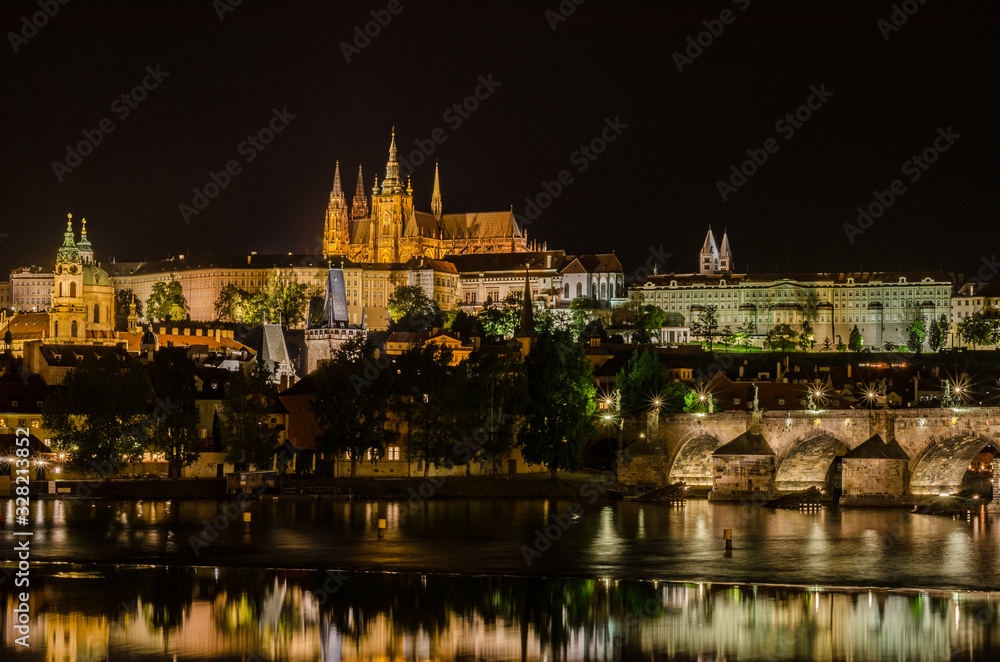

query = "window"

[387,446,400,460]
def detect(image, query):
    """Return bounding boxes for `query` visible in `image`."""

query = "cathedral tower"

[699,227,719,275]
[351,164,368,220]
[322,161,349,257]
[50,215,86,342]
[370,128,415,263]
[718,229,733,273]
[431,161,442,219]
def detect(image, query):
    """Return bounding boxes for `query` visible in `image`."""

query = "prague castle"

[322,130,534,263]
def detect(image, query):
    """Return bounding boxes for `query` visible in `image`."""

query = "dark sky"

[1,0,997,281]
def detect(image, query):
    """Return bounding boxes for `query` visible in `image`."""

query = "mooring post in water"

[243,512,251,533]
[724,528,732,550]
[377,518,387,540]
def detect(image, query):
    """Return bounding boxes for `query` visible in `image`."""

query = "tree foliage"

[221,361,279,471]
[957,312,993,350]
[798,320,815,350]
[690,305,720,350]
[463,350,527,474]
[907,316,926,353]
[214,271,309,328]
[765,323,796,351]
[387,285,441,332]
[848,325,864,352]
[148,347,201,478]
[311,336,397,478]
[518,327,597,478]
[147,279,188,322]
[42,352,151,474]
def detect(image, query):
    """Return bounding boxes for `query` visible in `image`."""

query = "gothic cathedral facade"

[322,130,534,263]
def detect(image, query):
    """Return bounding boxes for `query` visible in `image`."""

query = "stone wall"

[709,455,776,501]
[841,458,908,505]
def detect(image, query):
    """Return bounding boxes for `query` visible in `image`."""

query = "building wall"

[10,268,53,311]
[632,275,952,349]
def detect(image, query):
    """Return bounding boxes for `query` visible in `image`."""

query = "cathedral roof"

[561,254,623,275]
[439,211,518,241]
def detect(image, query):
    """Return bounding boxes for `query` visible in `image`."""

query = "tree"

[616,350,667,417]
[311,336,397,478]
[463,349,527,475]
[214,284,249,323]
[42,352,151,474]
[444,309,481,337]
[632,304,666,345]
[684,389,719,413]
[479,291,537,338]
[957,312,992,350]
[221,362,280,472]
[307,295,326,328]
[518,327,597,479]
[764,323,796,351]
[146,279,188,322]
[114,288,143,331]
[395,342,462,476]
[822,336,833,351]
[690,305,720,350]
[733,319,756,352]
[907,316,926,353]
[569,296,597,338]
[928,317,945,352]
[148,347,201,478]
[719,326,734,347]
[848,325,864,353]
[883,341,896,352]
[388,285,441,332]
[798,320,815,350]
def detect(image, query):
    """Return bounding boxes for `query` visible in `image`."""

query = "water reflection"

[3,566,1000,660]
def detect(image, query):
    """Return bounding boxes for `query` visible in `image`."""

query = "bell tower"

[50,214,87,342]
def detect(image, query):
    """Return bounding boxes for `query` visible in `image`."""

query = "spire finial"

[383,128,400,191]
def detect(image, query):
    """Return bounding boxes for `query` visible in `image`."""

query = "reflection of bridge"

[619,408,1000,502]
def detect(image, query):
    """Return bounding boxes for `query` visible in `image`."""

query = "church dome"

[82,263,112,287]
[140,327,159,352]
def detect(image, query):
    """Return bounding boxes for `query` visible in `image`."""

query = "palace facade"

[322,130,534,263]
[631,229,953,349]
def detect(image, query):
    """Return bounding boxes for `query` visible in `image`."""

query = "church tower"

[50,215,86,342]
[718,229,733,273]
[370,128,415,263]
[322,161,350,258]
[699,227,719,275]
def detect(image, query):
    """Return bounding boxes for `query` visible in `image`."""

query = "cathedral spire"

[331,160,344,198]
[352,164,368,219]
[77,217,94,264]
[381,127,401,193]
[718,228,733,273]
[57,213,80,264]
[431,161,442,219]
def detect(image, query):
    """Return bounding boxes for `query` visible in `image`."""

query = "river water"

[3,497,1000,659]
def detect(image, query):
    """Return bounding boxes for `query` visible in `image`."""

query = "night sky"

[1,0,997,281]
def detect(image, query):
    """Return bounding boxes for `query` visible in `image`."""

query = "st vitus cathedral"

[322,129,536,263]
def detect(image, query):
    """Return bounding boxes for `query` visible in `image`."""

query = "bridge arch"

[774,433,849,493]
[909,433,998,496]
[667,434,723,486]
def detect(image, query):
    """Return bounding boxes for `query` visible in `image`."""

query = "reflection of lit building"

[43,613,109,662]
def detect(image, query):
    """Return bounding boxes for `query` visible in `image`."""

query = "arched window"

[93,304,100,324]
[576,282,582,297]
[70,320,78,338]
[563,283,569,298]
[600,281,607,300]
[69,282,76,297]
[609,282,616,299]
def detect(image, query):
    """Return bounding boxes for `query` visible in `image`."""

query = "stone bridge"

[617,407,1000,500]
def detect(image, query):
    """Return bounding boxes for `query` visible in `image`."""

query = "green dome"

[82,263,112,287]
